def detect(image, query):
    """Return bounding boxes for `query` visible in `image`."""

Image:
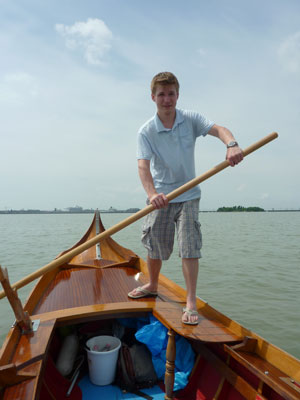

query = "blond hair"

[151,72,180,94]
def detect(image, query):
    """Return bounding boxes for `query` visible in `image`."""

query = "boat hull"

[0,212,299,400]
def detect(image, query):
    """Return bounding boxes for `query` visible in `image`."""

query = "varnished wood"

[164,329,176,400]
[31,267,157,315]
[224,344,300,400]
[11,319,56,368]
[195,342,268,400]
[34,302,154,323]
[231,336,257,352]
[2,199,300,400]
[0,363,36,387]
[0,132,278,299]
[154,302,242,343]
[0,266,32,333]
[212,354,230,400]
[2,360,43,400]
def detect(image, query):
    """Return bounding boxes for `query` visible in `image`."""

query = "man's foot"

[182,307,199,325]
[128,286,158,299]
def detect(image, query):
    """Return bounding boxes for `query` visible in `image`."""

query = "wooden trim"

[0,363,36,387]
[0,266,32,333]
[165,329,176,400]
[224,344,300,400]
[2,360,43,400]
[212,354,230,400]
[196,343,267,400]
[34,302,154,323]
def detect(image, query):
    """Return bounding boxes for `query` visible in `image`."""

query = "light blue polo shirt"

[137,108,214,203]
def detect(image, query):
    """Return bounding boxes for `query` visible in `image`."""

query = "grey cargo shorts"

[141,198,202,260]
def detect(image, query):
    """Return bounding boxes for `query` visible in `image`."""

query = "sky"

[0,0,299,211]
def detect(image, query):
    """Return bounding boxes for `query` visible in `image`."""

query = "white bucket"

[86,335,121,386]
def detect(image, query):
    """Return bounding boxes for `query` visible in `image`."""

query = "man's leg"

[128,256,162,297]
[182,258,199,324]
[129,201,175,298]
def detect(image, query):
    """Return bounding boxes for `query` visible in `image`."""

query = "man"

[128,72,243,325]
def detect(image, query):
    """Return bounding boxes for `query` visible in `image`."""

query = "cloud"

[278,31,300,73]
[55,18,113,65]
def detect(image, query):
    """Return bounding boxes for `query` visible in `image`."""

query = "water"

[0,212,299,359]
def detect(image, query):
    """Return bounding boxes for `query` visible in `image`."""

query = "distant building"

[67,206,83,213]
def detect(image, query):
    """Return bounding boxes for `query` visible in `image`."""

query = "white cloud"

[278,31,300,73]
[55,18,113,65]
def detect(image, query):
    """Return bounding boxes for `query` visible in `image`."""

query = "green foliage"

[217,206,265,212]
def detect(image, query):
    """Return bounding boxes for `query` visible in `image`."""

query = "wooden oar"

[0,132,278,300]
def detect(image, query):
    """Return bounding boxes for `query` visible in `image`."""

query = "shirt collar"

[155,109,185,133]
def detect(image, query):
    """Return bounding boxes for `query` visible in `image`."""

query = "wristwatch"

[226,141,238,148]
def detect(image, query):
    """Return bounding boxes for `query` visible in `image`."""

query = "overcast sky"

[1,0,299,211]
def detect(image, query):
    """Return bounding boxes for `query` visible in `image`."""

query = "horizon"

[1,206,299,213]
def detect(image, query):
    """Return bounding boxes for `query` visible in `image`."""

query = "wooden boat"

[0,210,299,400]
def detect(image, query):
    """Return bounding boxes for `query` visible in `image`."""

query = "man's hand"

[149,193,169,209]
[226,146,244,167]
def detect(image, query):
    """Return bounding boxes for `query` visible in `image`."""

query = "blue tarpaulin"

[119,315,195,391]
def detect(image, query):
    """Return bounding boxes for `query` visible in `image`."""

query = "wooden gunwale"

[1,204,300,400]
[224,344,300,400]
[2,360,43,400]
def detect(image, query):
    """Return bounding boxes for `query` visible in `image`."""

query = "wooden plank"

[153,302,242,343]
[196,343,267,400]
[31,266,157,315]
[34,302,154,323]
[0,266,32,333]
[0,363,35,387]
[224,344,300,400]
[11,319,56,369]
[2,360,42,400]
[0,326,21,365]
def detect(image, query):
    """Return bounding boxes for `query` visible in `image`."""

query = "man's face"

[151,84,179,115]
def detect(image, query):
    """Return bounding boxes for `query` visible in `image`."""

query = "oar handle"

[0,132,278,300]
[167,131,278,201]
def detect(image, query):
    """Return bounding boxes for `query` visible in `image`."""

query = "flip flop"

[128,286,158,299]
[182,307,199,325]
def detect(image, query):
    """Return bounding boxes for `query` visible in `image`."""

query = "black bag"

[116,342,158,400]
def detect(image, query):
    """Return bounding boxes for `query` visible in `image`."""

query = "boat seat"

[153,302,243,343]
[185,342,268,400]
[0,319,56,396]
[224,339,300,400]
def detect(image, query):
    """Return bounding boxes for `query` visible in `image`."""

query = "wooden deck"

[31,265,242,343]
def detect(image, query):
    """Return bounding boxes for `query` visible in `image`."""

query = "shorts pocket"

[194,221,202,250]
[141,226,152,252]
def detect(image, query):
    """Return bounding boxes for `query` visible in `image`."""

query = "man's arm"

[208,124,244,166]
[138,159,168,209]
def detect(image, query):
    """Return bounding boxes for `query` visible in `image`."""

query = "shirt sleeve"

[189,111,214,138]
[136,130,153,160]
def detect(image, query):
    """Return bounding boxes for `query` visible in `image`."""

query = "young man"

[128,72,243,325]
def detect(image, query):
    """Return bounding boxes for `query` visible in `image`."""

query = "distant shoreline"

[0,209,299,214]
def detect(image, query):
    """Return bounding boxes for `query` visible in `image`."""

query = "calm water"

[0,212,299,359]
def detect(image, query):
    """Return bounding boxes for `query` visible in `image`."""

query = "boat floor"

[78,375,165,399]
[31,265,242,343]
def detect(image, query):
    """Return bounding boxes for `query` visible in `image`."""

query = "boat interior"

[0,212,299,400]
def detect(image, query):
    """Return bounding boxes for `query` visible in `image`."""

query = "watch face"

[227,141,238,148]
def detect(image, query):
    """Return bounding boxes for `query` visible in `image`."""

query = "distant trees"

[217,206,265,212]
